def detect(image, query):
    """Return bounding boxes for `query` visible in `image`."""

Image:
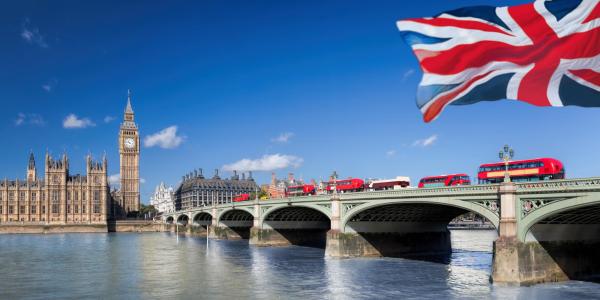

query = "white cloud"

[104,116,115,123]
[15,113,45,126]
[41,79,57,92]
[63,114,96,129]
[108,174,145,185]
[144,126,184,149]
[108,174,120,185]
[21,19,48,48]
[271,132,294,143]
[412,134,438,147]
[402,69,415,81]
[223,154,303,172]
[386,149,397,157]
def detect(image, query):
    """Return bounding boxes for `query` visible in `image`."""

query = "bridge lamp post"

[331,171,338,195]
[499,145,515,183]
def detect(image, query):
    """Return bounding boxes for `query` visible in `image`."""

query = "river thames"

[0,230,599,299]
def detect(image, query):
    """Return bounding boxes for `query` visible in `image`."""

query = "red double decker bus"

[233,194,250,202]
[418,174,471,188]
[478,158,565,184]
[285,184,316,197]
[325,178,365,193]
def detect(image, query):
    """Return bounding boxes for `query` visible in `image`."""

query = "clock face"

[125,138,135,149]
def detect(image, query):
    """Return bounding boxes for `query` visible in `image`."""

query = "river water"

[0,230,599,299]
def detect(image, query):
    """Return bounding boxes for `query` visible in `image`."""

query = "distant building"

[150,182,174,214]
[174,169,259,211]
[268,173,301,198]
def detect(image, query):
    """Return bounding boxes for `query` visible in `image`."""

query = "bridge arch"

[177,214,189,226]
[165,216,174,224]
[341,198,499,232]
[260,204,331,226]
[192,212,213,226]
[216,209,254,239]
[218,208,255,223]
[256,204,331,248]
[519,194,600,242]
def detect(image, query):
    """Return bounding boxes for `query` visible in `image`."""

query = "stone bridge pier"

[491,182,600,285]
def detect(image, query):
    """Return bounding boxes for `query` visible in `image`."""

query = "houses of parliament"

[0,92,140,224]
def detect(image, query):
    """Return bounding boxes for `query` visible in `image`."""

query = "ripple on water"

[0,231,599,300]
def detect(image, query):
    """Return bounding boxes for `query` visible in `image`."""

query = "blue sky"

[1,0,599,203]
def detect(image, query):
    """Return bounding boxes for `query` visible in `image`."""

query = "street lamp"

[331,171,338,195]
[499,145,515,183]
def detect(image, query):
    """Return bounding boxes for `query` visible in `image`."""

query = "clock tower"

[118,90,140,216]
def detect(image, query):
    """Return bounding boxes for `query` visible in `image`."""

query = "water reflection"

[0,231,599,299]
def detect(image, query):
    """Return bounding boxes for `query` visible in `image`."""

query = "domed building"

[174,169,258,211]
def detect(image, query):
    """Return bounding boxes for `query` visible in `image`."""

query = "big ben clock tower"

[118,90,140,216]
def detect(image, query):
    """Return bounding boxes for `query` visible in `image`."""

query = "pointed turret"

[27,151,37,181]
[28,151,35,170]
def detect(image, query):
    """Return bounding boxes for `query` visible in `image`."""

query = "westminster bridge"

[162,177,600,286]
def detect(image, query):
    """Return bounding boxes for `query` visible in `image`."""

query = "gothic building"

[0,153,108,224]
[0,90,141,224]
[174,169,258,211]
[150,182,175,214]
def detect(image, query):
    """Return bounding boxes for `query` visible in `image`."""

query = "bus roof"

[479,158,562,168]
[420,174,468,180]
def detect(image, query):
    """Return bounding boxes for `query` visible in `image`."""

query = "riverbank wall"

[0,221,165,234]
[0,224,108,234]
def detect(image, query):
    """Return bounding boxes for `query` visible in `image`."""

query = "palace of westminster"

[0,92,140,224]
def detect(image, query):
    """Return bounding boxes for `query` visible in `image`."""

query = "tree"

[138,204,158,218]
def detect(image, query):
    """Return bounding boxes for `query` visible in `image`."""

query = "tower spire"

[125,89,134,114]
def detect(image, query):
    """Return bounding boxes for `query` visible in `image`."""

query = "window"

[31,192,36,202]
[42,205,45,214]
[9,192,14,203]
[0,192,2,201]
[31,205,36,214]
[19,192,25,202]
[82,205,86,214]
[93,191,100,214]
[0,205,2,214]
[9,205,14,214]
[20,206,25,214]
[51,191,59,214]
[75,205,79,214]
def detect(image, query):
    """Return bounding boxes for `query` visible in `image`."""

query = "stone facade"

[150,182,175,214]
[174,169,258,210]
[0,153,108,224]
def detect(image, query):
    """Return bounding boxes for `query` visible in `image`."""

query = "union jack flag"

[397,0,600,122]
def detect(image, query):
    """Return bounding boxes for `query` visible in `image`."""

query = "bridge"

[162,177,600,286]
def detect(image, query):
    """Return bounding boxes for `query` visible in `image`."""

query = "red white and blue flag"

[397,0,600,122]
